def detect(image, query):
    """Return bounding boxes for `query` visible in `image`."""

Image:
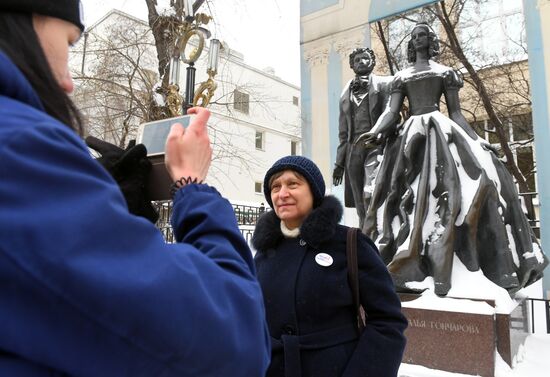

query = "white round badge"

[315,253,333,267]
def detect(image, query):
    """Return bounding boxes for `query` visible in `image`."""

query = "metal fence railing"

[527,298,550,334]
[233,203,266,226]
[152,200,266,244]
[153,191,541,243]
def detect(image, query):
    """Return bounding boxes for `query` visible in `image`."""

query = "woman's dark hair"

[407,23,440,63]
[0,12,83,134]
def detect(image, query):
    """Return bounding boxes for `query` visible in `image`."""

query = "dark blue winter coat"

[0,51,270,377]
[253,196,407,377]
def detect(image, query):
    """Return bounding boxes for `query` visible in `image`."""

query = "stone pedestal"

[496,300,530,366]
[400,294,528,377]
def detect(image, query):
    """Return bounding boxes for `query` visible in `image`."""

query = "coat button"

[299,239,306,246]
[282,325,296,335]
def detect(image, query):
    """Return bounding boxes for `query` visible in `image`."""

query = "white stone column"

[334,33,365,88]
[539,0,550,120]
[304,45,332,182]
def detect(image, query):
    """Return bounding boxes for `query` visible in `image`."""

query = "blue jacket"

[0,51,270,376]
[253,196,407,377]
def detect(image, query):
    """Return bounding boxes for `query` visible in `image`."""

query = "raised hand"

[165,107,212,183]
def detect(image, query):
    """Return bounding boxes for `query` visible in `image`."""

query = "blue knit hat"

[263,155,326,209]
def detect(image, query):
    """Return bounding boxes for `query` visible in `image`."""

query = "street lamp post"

[166,0,221,117]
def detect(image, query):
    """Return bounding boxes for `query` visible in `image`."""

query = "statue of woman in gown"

[357,22,548,296]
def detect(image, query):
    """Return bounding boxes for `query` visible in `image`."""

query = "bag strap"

[346,227,366,333]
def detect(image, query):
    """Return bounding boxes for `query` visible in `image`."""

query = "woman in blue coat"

[0,1,269,376]
[253,156,407,377]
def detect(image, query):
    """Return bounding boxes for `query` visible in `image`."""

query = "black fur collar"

[252,195,343,252]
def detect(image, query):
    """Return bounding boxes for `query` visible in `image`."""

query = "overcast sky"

[80,0,301,86]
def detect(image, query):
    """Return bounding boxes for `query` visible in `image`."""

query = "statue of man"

[333,47,393,228]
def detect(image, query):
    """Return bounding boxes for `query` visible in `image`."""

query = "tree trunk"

[376,21,396,75]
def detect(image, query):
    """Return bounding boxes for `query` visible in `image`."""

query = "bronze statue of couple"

[334,22,547,296]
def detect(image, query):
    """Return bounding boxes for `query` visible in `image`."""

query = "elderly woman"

[252,155,407,377]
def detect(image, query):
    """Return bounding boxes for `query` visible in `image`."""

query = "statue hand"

[354,132,377,148]
[332,165,344,186]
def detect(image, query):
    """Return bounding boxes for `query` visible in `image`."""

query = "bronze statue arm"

[355,91,404,147]
[443,71,479,140]
[446,87,501,155]
[334,94,349,185]
[444,88,479,140]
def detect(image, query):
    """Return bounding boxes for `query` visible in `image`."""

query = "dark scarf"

[252,195,343,252]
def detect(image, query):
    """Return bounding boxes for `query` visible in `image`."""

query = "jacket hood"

[252,195,343,252]
[0,51,44,111]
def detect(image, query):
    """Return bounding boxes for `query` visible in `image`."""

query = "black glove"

[85,136,159,224]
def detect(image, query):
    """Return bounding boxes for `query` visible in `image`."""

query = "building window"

[255,131,264,150]
[487,121,509,145]
[234,89,250,114]
[292,96,299,106]
[471,120,486,139]
[511,113,532,142]
[255,181,262,194]
[460,0,527,66]
[291,141,297,156]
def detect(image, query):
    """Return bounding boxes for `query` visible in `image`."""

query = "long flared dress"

[363,62,548,296]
